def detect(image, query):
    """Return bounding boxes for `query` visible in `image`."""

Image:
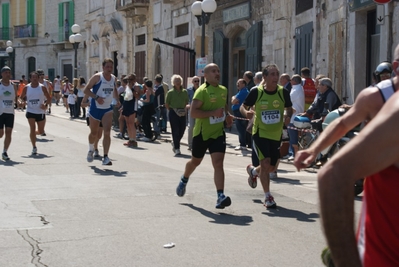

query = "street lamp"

[191,0,217,82]
[69,24,82,79]
[6,40,13,75]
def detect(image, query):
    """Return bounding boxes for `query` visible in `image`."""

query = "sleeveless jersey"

[357,165,399,267]
[0,82,16,114]
[26,84,46,114]
[90,73,115,110]
[253,85,285,141]
[376,78,396,102]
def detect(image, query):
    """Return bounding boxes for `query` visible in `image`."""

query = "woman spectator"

[76,77,86,118]
[62,78,72,113]
[165,74,189,155]
[122,74,142,147]
[139,80,155,142]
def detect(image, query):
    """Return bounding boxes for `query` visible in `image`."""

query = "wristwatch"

[95,95,100,100]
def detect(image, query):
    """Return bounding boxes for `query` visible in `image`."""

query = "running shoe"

[215,195,232,209]
[269,172,278,179]
[32,147,37,155]
[2,152,10,161]
[41,132,46,136]
[115,133,123,139]
[139,137,151,142]
[87,150,94,162]
[102,156,112,166]
[93,149,100,158]
[264,195,277,209]
[174,149,181,155]
[246,164,258,189]
[176,179,187,197]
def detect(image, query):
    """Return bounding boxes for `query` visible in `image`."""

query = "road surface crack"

[17,230,48,267]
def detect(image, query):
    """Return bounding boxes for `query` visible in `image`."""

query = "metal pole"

[74,43,78,79]
[201,11,206,83]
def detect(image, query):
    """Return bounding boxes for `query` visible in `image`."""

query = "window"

[136,34,145,46]
[58,1,74,42]
[176,23,189,38]
[296,0,313,15]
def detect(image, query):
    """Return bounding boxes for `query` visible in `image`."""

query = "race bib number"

[28,98,41,108]
[209,112,226,124]
[2,100,13,108]
[261,110,280,124]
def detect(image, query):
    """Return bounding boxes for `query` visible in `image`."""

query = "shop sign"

[222,2,251,24]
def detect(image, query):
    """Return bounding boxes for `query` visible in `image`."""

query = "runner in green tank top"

[175,63,234,209]
[240,64,293,209]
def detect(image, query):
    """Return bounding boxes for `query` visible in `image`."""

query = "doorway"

[232,50,245,87]
[63,64,73,81]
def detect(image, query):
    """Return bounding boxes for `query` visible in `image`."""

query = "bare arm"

[294,88,383,170]
[190,99,224,119]
[318,92,399,267]
[240,104,254,120]
[83,75,100,99]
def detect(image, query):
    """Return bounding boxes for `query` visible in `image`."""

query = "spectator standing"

[67,87,77,118]
[165,74,189,155]
[301,67,317,110]
[187,76,200,150]
[76,77,86,118]
[153,74,165,138]
[280,73,292,93]
[231,78,249,150]
[243,71,255,90]
[139,80,155,142]
[285,74,304,160]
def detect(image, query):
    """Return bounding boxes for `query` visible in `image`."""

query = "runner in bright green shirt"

[175,63,234,209]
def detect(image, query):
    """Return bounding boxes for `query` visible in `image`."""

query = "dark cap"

[37,69,44,75]
[1,66,11,73]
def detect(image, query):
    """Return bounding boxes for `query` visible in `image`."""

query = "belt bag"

[174,108,186,117]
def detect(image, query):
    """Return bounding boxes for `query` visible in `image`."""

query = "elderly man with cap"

[0,66,17,160]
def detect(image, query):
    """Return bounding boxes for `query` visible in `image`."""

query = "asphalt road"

[0,104,363,267]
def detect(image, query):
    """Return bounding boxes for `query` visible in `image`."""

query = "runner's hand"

[293,150,316,171]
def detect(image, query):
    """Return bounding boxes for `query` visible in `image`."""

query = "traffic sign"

[373,0,391,3]
[376,4,384,25]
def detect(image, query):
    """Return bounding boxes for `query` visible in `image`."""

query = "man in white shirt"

[285,74,305,160]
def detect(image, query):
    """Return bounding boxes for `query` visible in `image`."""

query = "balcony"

[115,0,149,12]
[0,28,12,41]
[58,27,70,43]
[14,24,38,44]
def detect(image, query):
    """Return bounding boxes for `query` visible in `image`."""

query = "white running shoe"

[87,150,94,162]
[264,195,277,209]
[102,156,112,166]
[246,164,258,188]
[175,149,181,155]
[269,172,278,179]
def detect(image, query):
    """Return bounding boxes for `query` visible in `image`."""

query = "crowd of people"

[1,43,399,265]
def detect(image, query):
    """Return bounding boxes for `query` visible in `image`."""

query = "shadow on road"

[271,177,303,185]
[0,159,23,166]
[36,138,54,143]
[261,205,319,222]
[180,203,253,226]
[89,166,128,177]
[21,154,53,159]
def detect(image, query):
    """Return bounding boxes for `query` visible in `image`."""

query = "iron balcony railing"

[58,27,70,42]
[0,27,12,40]
[14,24,38,38]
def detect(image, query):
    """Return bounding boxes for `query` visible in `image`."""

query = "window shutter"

[69,1,74,26]
[27,0,35,25]
[2,3,10,39]
[58,3,64,41]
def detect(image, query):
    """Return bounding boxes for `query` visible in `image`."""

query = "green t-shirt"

[253,85,285,141]
[165,88,188,108]
[193,83,228,140]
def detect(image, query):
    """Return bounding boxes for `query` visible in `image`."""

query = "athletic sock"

[3,149,7,153]
[181,176,189,183]
[217,190,224,198]
[265,192,271,198]
[89,143,94,151]
[252,168,258,176]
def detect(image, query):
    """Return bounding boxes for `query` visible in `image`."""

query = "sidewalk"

[48,103,295,163]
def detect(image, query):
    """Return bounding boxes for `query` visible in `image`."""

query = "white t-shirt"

[290,84,305,124]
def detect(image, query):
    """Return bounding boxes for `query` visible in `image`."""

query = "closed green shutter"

[2,3,10,39]
[68,1,74,26]
[27,0,35,25]
[59,3,64,41]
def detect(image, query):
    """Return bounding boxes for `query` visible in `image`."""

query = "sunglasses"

[193,80,199,83]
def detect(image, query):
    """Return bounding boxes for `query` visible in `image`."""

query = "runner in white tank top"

[53,76,62,105]
[0,66,17,161]
[20,71,52,156]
